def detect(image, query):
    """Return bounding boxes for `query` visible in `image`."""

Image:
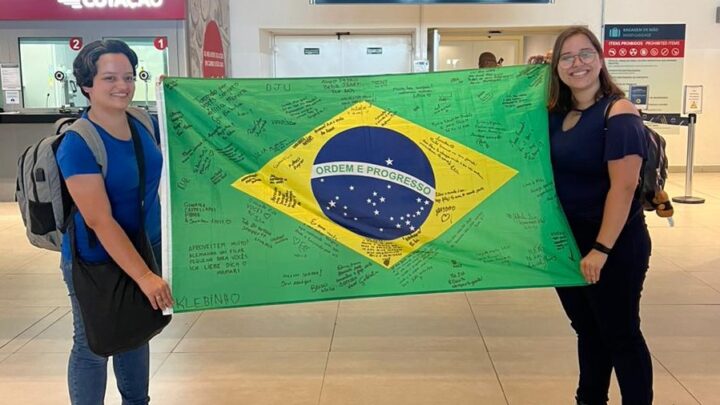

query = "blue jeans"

[61,244,160,405]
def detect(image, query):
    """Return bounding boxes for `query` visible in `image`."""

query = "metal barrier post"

[672,113,705,204]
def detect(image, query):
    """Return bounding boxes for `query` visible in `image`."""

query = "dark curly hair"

[73,39,138,100]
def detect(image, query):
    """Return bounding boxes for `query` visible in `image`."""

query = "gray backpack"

[16,107,155,251]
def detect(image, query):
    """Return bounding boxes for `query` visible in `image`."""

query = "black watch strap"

[592,241,612,255]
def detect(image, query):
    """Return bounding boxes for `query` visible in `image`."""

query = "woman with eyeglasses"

[548,27,653,405]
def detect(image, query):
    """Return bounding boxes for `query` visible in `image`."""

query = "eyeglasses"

[558,50,597,68]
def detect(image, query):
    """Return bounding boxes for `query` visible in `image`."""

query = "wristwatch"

[592,241,612,255]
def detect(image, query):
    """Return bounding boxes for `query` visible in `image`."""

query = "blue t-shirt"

[57,111,162,263]
[549,96,647,221]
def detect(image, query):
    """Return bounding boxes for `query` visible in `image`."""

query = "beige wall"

[229,0,601,77]
[523,33,557,62]
[228,0,719,168]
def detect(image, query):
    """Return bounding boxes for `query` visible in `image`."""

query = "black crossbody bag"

[69,115,171,357]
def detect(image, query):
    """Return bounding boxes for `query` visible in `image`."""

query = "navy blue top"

[57,111,162,263]
[549,96,647,221]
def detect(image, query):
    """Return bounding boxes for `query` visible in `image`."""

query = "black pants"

[556,213,653,405]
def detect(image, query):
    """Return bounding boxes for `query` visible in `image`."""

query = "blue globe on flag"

[311,126,436,240]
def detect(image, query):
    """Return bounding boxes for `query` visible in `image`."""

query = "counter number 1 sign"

[154,37,168,51]
[70,37,83,51]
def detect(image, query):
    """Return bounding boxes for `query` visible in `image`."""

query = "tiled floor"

[1,174,719,404]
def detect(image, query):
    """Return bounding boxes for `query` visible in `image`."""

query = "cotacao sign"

[57,0,164,9]
[0,0,184,20]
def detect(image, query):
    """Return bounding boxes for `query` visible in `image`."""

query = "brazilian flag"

[158,65,585,313]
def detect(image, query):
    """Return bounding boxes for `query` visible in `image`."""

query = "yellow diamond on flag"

[232,102,517,268]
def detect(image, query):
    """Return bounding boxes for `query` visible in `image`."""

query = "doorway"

[273,34,413,78]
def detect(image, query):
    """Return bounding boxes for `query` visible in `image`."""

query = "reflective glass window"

[107,37,169,108]
[19,38,85,109]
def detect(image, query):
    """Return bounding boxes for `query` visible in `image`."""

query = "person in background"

[478,51,499,68]
[528,50,553,65]
[547,26,653,405]
[528,54,545,64]
[544,50,553,63]
[56,39,173,405]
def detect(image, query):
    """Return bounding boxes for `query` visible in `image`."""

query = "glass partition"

[107,37,169,108]
[19,37,168,110]
[19,38,85,109]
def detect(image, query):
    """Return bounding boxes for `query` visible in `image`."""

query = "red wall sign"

[69,37,83,51]
[202,20,225,78]
[0,0,186,21]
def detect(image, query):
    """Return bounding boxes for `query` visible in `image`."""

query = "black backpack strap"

[602,95,647,211]
[603,95,622,130]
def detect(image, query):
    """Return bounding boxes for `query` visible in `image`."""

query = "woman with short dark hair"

[57,39,173,404]
[548,26,653,405]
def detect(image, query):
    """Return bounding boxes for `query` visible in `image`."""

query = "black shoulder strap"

[69,115,146,258]
[127,106,158,145]
[602,96,647,210]
[129,114,147,227]
[603,96,622,130]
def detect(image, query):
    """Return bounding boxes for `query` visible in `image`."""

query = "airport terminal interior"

[0,175,719,404]
[1,0,719,404]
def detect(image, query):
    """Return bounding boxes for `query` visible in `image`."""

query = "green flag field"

[157,65,585,313]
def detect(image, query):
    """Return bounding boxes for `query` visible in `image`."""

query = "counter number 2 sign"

[70,37,83,51]
[154,37,168,51]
